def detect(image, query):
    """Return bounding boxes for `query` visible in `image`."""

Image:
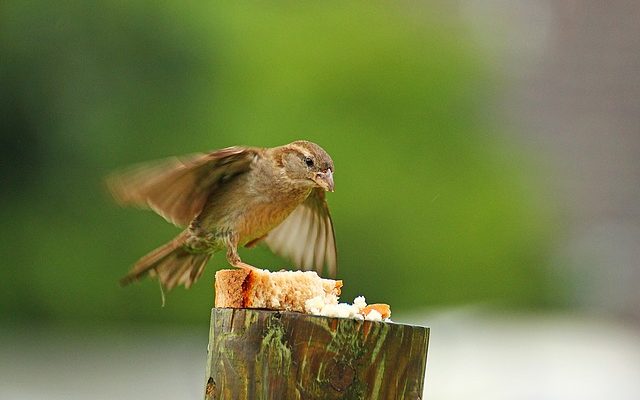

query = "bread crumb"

[305,295,391,321]
[364,309,383,321]
[362,303,391,319]
[353,296,366,311]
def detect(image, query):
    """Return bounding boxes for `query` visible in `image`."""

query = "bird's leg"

[224,231,260,272]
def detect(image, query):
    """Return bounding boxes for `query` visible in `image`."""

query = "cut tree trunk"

[204,308,429,400]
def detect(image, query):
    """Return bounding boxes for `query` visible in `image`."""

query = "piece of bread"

[215,268,391,320]
[215,269,343,313]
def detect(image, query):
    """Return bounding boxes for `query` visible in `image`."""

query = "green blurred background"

[3,1,640,399]
[1,1,558,327]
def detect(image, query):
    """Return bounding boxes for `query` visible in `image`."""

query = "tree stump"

[204,308,429,400]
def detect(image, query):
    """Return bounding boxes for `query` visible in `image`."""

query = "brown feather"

[119,231,212,289]
[265,188,337,277]
[106,147,258,227]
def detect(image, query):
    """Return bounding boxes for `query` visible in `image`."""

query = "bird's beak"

[314,169,334,192]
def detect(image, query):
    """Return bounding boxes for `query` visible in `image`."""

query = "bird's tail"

[120,231,211,290]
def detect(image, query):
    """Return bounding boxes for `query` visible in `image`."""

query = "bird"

[107,140,337,290]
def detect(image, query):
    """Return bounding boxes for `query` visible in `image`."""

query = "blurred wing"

[106,146,257,226]
[265,188,337,277]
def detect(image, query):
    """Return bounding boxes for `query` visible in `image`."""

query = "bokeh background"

[1,1,639,399]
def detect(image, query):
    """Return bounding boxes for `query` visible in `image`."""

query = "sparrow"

[107,140,337,290]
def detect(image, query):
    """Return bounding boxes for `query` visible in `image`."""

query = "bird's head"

[278,140,335,192]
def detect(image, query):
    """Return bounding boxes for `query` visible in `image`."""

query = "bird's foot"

[225,234,261,273]
[231,261,261,273]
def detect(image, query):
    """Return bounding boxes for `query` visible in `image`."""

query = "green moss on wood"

[205,308,429,400]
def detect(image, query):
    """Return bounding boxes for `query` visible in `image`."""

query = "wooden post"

[204,308,429,400]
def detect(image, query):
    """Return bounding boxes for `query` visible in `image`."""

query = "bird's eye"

[304,157,314,167]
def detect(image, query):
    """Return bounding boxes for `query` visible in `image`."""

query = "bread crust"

[215,269,342,312]
[214,269,252,308]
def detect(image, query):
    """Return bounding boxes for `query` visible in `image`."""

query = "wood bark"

[204,308,429,400]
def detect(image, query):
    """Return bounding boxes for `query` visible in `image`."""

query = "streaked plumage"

[107,140,336,290]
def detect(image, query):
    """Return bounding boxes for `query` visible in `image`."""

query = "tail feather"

[120,231,211,290]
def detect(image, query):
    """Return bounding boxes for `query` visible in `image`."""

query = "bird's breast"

[235,194,304,245]
[196,165,311,246]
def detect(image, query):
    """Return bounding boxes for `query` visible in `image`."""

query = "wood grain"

[204,308,429,400]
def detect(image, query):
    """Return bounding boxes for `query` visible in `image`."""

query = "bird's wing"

[106,146,258,227]
[265,188,337,277]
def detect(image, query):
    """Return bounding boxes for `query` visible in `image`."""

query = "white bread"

[215,269,342,313]
[214,268,391,320]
